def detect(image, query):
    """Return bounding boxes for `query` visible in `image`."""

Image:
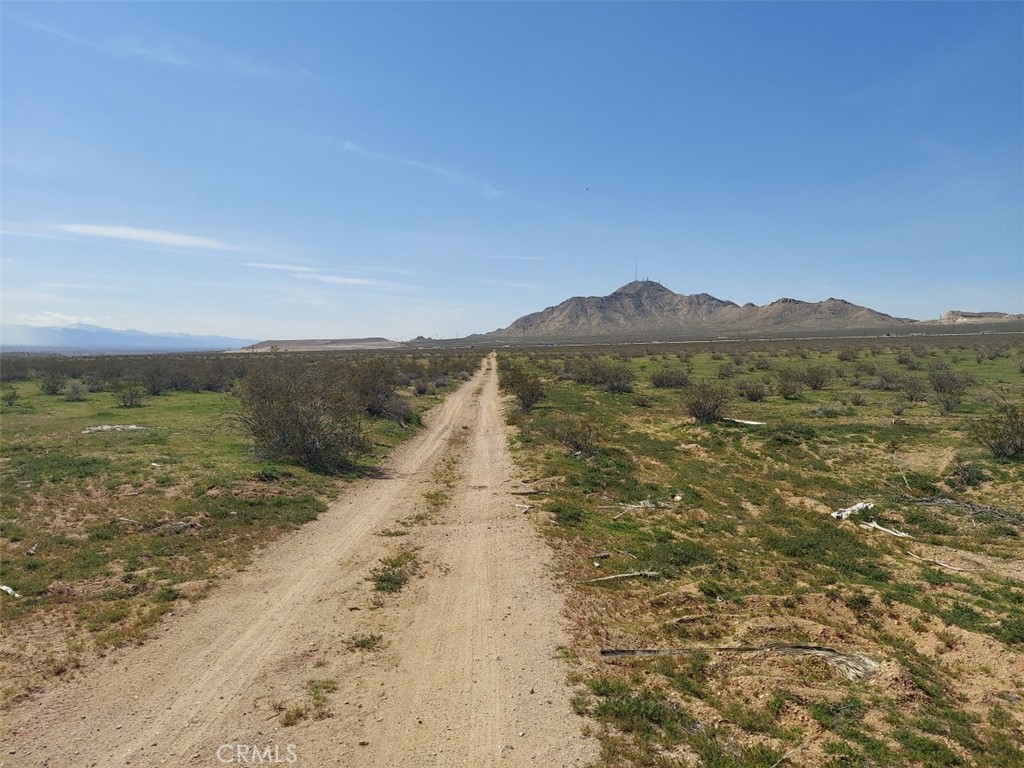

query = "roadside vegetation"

[500,336,1024,767]
[0,349,479,705]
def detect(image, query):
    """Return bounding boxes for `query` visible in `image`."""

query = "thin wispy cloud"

[340,140,502,200]
[244,261,409,290]
[359,266,426,276]
[297,273,406,289]
[1,228,72,242]
[16,16,299,81]
[245,261,319,273]
[58,224,239,251]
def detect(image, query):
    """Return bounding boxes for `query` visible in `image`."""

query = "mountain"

[1,324,258,353]
[483,281,917,340]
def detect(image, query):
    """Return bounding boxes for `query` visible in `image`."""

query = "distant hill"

[239,338,401,353]
[938,310,1024,324]
[1,324,257,353]
[481,281,917,340]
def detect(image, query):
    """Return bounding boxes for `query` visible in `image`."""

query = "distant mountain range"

[479,281,1022,341]
[1,324,257,353]
[5,286,1020,353]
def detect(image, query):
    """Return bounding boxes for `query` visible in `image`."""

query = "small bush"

[900,376,929,402]
[377,394,417,426]
[650,369,690,389]
[565,358,634,393]
[811,403,845,418]
[934,391,962,415]
[945,455,986,489]
[970,403,1024,460]
[716,362,738,379]
[837,348,859,362]
[929,365,974,396]
[499,361,545,411]
[737,380,770,402]
[554,416,602,454]
[64,382,85,402]
[896,350,920,370]
[800,365,833,391]
[40,370,67,396]
[113,379,148,408]
[142,367,167,396]
[2,386,19,406]
[236,357,369,473]
[684,380,731,424]
[513,375,544,411]
[774,368,804,399]
[344,358,400,417]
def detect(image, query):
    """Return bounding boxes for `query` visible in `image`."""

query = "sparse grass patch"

[369,546,420,593]
[500,339,1024,767]
[344,632,384,651]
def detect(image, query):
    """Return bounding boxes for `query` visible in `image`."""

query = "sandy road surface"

[2,354,596,768]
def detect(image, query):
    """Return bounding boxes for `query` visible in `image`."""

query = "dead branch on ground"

[600,643,880,682]
[581,571,660,584]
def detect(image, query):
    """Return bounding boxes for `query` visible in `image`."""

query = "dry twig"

[906,551,980,573]
[581,571,659,584]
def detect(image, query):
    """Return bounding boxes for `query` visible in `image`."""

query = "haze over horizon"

[2,2,1021,341]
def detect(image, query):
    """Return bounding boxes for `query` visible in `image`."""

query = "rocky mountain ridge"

[484,280,918,339]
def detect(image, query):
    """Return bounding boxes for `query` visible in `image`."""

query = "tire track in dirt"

[2,353,596,768]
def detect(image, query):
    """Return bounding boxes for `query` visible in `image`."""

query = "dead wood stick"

[601,645,770,658]
[906,551,980,573]
[769,738,810,768]
[613,548,638,559]
[892,457,914,496]
[860,520,911,538]
[666,615,703,625]
[601,644,879,682]
[902,495,1022,526]
[116,517,140,525]
[581,571,659,584]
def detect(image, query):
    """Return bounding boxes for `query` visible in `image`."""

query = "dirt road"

[2,354,596,767]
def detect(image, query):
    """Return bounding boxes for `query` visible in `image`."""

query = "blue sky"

[2,1,1021,340]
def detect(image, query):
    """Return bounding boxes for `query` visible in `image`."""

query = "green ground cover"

[501,336,1024,767]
